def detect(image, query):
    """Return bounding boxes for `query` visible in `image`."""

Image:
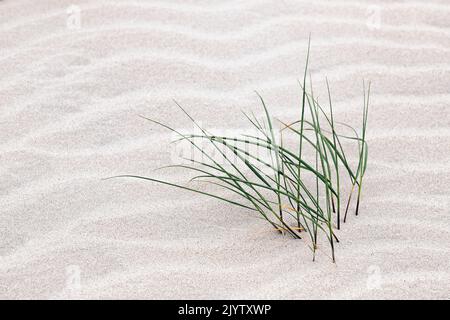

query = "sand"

[1,0,449,299]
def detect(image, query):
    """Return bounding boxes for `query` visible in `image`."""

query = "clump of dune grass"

[113,41,370,262]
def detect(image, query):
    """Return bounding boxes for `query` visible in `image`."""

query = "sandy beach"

[1,0,449,299]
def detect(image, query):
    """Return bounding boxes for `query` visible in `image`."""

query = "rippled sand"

[1,0,449,299]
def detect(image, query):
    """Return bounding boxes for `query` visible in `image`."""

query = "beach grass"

[112,42,370,262]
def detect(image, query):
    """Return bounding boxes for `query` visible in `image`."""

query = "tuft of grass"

[111,43,370,262]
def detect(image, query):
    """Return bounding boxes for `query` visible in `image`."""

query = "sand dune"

[1,0,449,299]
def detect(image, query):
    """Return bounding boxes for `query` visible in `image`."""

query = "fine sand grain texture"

[1,0,450,299]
